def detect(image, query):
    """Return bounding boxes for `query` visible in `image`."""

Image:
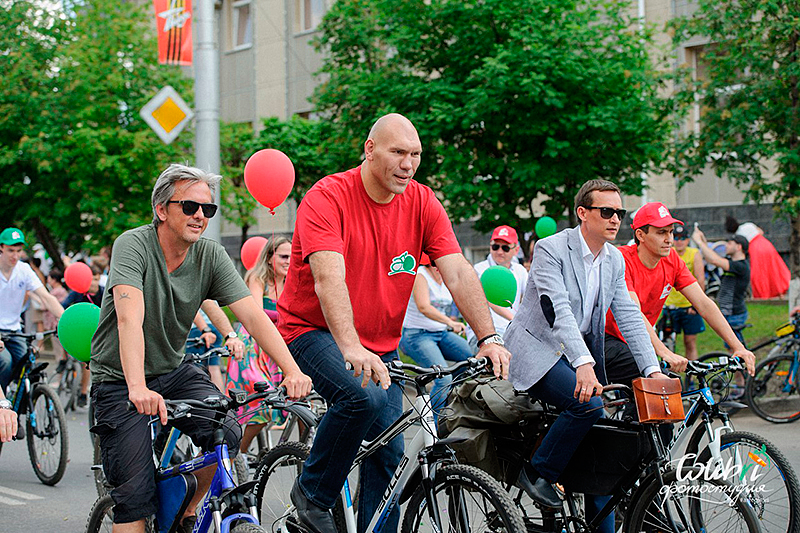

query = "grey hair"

[151,164,222,226]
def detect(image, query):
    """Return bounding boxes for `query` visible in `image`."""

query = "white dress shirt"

[572,229,608,368]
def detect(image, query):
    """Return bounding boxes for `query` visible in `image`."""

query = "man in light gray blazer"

[504,180,664,527]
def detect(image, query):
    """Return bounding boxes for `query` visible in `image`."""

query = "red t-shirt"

[278,166,462,353]
[606,245,697,342]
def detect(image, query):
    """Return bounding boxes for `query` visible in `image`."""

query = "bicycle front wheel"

[85,495,115,533]
[254,442,310,526]
[695,431,800,533]
[625,466,761,533]
[26,383,68,485]
[746,354,800,423]
[401,463,526,533]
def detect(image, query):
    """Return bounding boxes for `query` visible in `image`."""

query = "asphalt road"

[0,399,797,533]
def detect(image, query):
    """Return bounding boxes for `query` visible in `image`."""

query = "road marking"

[0,485,43,505]
[0,495,26,505]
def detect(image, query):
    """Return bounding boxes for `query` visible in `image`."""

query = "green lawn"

[671,300,791,360]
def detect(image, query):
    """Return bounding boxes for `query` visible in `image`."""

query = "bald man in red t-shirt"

[604,202,754,387]
[278,113,511,533]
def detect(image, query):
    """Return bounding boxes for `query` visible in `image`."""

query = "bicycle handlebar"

[0,329,58,342]
[386,356,490,384]
[683,356,745,375]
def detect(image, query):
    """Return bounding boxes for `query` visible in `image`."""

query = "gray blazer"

[506,226,658,391]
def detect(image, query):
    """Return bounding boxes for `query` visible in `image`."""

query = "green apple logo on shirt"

[388,251,416,276]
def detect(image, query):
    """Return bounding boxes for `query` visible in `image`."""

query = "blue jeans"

[724,311,748,347]
[399,328,472,421]
[288,330,404,533]
[527,357,613,533]
[0,329,27,392]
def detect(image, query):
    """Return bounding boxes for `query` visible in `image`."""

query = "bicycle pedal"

[285,515,313,533]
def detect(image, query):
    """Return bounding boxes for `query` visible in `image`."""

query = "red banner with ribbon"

[153,0,193,65]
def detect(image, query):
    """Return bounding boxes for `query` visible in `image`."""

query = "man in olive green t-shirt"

[90,164,312,533]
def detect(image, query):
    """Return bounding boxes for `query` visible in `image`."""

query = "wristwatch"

[477,334,505,349]
[225,331,238,341]
[201,327,212,334]
[0,399,12,410]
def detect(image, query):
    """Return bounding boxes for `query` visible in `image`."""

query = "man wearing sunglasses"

[89,164,313,533]
[467,225,528,350]
[504,179,661,531]
[604,202,755,393]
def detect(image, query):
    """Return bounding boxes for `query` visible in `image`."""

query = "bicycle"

[662,357,799,533]
[0,329,69,485]
[91,346,251,497]
[253,357,526,533]
[51,354,83,412]
[697,317,799,405]
[745,314,800,423]
[86,386,296,533]
[444,379,762,533]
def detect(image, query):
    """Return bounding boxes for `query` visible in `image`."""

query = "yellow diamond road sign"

[140,86,193,144]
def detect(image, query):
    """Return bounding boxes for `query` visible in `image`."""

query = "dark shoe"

[177,515,197,533]
[291,479,337,533]
[77,394,88,408]
[516,464,561,509]
[55,360,67,374]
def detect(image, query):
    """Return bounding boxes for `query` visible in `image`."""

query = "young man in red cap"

[604,202,755,387]
[467,225,528,349]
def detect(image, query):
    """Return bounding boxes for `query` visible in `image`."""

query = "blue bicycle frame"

[153,427,259,533]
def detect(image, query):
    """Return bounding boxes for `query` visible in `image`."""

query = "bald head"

[361,113,423,203]
[367,113,419,146]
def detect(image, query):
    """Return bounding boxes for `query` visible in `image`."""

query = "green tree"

[668,2,800,276]
[0,0,191,266]
[312,0,672,232]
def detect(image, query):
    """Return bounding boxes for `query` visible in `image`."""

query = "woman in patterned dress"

[227,236,292,453]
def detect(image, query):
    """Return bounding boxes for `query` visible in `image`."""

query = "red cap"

[490,225,518,244]
[631,202,683,230]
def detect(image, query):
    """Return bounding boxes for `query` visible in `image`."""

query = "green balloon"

[535,216,558,238]
[57,302,101,362]
[481,265,517,308]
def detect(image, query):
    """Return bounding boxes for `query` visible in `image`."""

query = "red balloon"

[244,149,295,213]
[65,262,93,293]
[241,236,268,270]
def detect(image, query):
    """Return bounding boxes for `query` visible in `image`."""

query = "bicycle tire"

[85,494,156,533]
[93,432,108,497]
[695,431,800,533]
[253,442,346,532]
[26,383,68,485]
[624,466,761,533]
[85,494,115,533]
[233,452,249,484]
[230,523,267,533]
[746,354,800,423]
[253,442,311,527]
[401,463,526,533]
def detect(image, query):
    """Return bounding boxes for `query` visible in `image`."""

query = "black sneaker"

[55,360,67,374]
[77,394,88,408]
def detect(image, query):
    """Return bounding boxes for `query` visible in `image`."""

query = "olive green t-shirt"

[90,224,251,383]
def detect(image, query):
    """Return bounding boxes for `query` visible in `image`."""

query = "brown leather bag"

[632,377,684,423]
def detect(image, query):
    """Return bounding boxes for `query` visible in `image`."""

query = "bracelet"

[476,334,497,348]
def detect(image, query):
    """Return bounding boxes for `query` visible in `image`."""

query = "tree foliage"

[311,0,672,231]
[668,1,800,275]
[0,0,191,265]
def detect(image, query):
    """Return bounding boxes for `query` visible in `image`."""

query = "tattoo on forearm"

[119,292,130,300]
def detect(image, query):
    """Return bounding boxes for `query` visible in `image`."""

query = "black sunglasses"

[167,200,218,218]
[584,206,627,220]
[491,244,512,252]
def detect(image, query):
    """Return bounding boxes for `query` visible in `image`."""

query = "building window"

[232,0,252,49]
[295,0,325,33]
